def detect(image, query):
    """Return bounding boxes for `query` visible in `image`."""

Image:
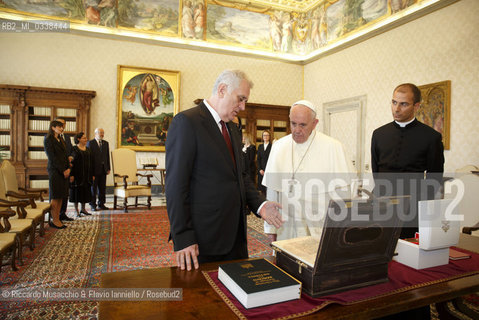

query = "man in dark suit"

[87,128,110,211]
[257,130,272,195]
[165,70,283,271]
[49,117,74,221]
[371,83,444,239]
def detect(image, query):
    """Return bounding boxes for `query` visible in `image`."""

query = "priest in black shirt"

[371,83,444,239]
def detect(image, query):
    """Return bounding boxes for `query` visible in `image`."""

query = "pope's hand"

[259,201,283,228]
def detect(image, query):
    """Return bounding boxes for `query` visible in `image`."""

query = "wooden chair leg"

[16,236,24,266]
[147,196,151,209]
[29,227,35,251]
[11,241,17,271]
[135,197,138,208]
[114,195,118,209]
[39,214,46,237]
[123,197,128,213]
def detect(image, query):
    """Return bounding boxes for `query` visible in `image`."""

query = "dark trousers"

[90,174,107,207]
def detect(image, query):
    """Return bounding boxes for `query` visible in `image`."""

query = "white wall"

[0,32,302,182]
[304,0,479,173]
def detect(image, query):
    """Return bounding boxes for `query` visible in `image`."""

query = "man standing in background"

[371,83,444,239]
[87,128,110,211]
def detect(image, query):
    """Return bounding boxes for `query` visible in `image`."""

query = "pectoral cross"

[288,179,298,197]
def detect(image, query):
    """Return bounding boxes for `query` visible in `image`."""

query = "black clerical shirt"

[371,119,444,176]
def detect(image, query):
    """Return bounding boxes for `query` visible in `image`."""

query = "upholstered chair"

[0,169,35,265]
[1,160,50,236]
[0,208,18,272]
[111,149,152,212]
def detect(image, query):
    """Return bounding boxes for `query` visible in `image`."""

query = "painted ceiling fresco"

[0,0,449,61]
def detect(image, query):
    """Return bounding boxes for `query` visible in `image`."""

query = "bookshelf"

[0,85,96,189]
[238,102,290,145]
[0,104,12,160]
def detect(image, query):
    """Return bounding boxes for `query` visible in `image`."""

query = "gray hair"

[211,70,254,96]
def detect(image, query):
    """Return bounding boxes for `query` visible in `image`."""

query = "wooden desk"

[99,234,479,319]
[138,168,166,193]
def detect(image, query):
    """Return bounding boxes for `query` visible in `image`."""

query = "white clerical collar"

[203,99,222,126]
[264,142,269,148]
[395,118,415,127]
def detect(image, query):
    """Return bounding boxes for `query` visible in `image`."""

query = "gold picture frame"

[117,65,180,152]
[418,80,451,150]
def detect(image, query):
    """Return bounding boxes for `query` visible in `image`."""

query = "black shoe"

[98,205,109,210]
[60,214,74,221]
[80,210,92,216]
[49,221,67,229]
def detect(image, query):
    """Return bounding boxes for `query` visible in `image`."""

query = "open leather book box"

[271,195,408,297]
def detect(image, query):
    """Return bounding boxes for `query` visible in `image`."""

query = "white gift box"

[393,199,460,270]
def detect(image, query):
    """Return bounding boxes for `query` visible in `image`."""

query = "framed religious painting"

[417,80,451,150]
[117,65,180,151]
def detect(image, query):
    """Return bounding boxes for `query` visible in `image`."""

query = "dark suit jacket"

[44,133,72,157]
[44,134,70,175]
[87,139,110,176]
[257,143,272,174]
[165,102,265,255]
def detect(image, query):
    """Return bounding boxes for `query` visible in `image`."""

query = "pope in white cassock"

[263,100,353,242]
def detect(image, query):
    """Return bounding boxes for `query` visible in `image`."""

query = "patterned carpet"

[0,207,272,319]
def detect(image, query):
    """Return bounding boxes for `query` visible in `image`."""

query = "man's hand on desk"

[259,201,283,229]
[175,244,199,271]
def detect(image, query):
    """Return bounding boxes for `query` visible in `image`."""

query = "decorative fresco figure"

[281,12,293,53]
[310,8,321,50]
[98,0,117,27]
[85,0,101,25]
[319,6,328,46]
[293,13,308,54]
[140,74,159,115]
[390,0,416,14]
[194,2,205,39]
[269,13,282,52]
[182,0,195,38]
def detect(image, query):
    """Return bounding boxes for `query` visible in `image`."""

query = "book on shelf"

[57,108,76,117]
[218,258,301,309]
[30,180,49,189]
[32,106,51,116]
[0,105,10,114]
[28,120,50,131]
[0,119,10,130]
[29,135,44,147]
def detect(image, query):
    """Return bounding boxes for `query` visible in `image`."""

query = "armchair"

[0,168,35,265]
[1,160,50,237]
[0,208,18,272]
[111,149,152,212]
